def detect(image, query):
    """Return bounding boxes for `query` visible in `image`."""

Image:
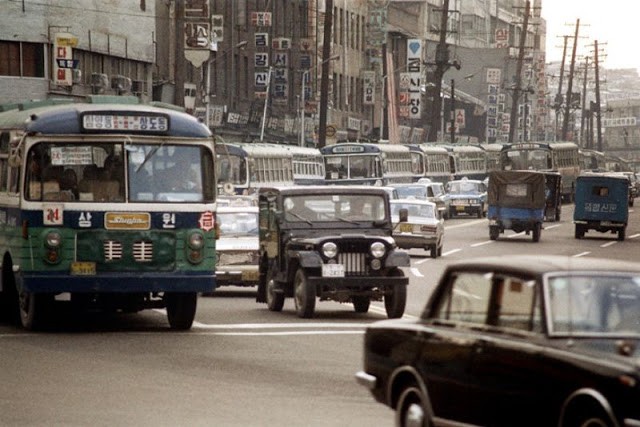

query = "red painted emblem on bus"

[199,211,215,231]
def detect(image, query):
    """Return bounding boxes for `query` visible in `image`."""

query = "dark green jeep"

[256,186,410,318]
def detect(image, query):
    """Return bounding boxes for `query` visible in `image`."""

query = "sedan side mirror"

[399,208,408,223]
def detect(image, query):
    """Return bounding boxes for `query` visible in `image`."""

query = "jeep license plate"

[322,264,345,277]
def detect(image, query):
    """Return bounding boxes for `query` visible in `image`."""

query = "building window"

[0,41,45,77]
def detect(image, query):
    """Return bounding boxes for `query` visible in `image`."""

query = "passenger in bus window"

[60,168,79,199]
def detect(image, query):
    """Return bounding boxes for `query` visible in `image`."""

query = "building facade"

[1,0,547,146]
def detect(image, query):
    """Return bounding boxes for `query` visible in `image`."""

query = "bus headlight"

[187,231,205,264]
[44,231,62,264]
[322,242,338,259]
[370,242,386,258]
[188,232,204,250]
[45,231,62,248]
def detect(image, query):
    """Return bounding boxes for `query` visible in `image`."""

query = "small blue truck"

[574,173,629,241]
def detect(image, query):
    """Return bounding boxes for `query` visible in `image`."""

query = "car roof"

[259,185,389,196]
[391,198,436,207]
[446,255,640,277]
[217,206,259,213]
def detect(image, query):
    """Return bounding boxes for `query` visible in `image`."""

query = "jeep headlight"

[322,241,338,259]
[370,241,386,258]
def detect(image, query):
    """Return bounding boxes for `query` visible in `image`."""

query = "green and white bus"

[0,98,217,330]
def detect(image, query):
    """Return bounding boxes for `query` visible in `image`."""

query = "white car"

[390,199,444,258]
[389,183,449,219]
[213,205,260,290]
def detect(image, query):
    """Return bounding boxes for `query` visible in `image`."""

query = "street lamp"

[299,54,340,147]
[205,40,247,128]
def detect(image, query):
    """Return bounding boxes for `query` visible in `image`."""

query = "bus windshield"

[504,149,550,170]
[325,154,380,179]
[25,142,215,203]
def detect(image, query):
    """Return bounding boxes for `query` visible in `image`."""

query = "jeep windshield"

[283,194,387,222]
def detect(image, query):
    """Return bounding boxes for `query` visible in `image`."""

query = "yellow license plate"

[71,262,96,276]
[242,270,260,281]
[399,223,413,232]
[456,206,466,211]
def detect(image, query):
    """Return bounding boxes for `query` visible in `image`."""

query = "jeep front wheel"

[266,263,284,312]
[294,268,316,318]
[384,269,407,319]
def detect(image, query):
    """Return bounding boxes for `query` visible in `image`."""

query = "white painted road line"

[573,252,591,257]
[600,241,617,248]
[411,267,424,277]
[471,241,493,247]
[442,248,462,256]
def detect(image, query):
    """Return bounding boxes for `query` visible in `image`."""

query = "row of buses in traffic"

[216,139,631,202]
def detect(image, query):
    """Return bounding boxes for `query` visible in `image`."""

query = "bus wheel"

[19,291,53,331]
[165,292,197,330]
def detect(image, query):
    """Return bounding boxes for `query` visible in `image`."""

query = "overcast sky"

[541,0,639,70]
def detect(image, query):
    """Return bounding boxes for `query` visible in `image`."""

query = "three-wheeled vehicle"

[487,170,546,242]
[574,173,629,241]
[543,172,562,221]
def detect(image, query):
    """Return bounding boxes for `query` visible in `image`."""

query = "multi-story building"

[0,0,155,103]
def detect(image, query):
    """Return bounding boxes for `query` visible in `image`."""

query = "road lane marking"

[444,219,486,229]
[600,241,617,248]
[573,252,591,257]
[415,258,430,265]
[545,224,562,230]
[210,330,365,336]
[507,232,525,238]
[190,321,372,329]
[470,241,493,247]
[630,233,640,239]
[442,248,461,256]
[411,267,424,277]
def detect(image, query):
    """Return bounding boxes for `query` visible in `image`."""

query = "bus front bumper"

[21,272,216,293]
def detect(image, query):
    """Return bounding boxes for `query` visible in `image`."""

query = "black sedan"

[356,255,640,427]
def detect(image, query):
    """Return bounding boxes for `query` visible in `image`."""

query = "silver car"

[390,199,444,258]
[214,205,260,290]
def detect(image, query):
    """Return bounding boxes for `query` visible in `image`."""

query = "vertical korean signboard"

[53,33,78,86]
[406,39,422,119]
[183,0,210,67]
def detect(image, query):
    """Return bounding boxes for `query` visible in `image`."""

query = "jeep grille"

[337,252,367,275]
[335,241,376,276]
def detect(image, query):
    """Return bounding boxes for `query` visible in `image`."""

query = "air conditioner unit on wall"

[111,75,132,94]
[131,80,145,95]
[90,73,109,94]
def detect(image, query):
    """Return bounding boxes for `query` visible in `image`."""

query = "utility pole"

[174,1,185,107]
[317,0,334,149]
[593,40,603,151]
[450,79,455,144]
[554,35,569,141]
[579,56,589,146]
[508,0,530,143]
[426,0,460,142]
[562,19,580,141]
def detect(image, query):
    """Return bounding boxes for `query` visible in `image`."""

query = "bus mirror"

[8,151,21,168]
[8,136,23,168]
